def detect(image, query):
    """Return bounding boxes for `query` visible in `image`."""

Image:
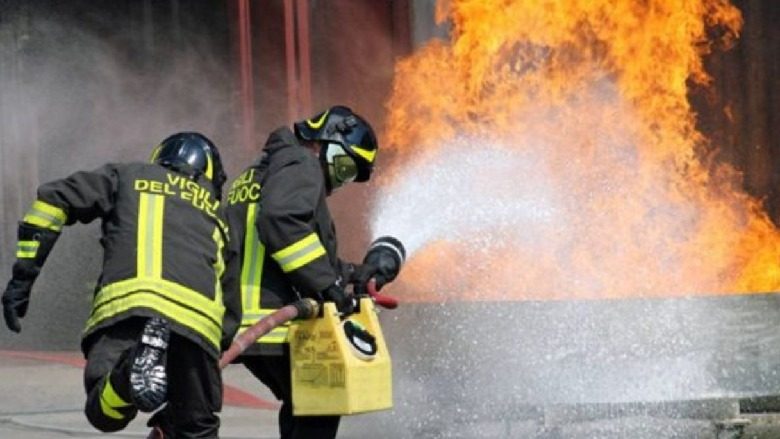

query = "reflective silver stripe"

[272,233,326,273]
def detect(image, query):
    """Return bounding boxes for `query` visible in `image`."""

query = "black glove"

[1,223,61,333]
[321,282,355,316]
[2,278,33,333]
[353,236,406,296]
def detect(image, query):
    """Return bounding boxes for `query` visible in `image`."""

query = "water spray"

[371,139,560,259]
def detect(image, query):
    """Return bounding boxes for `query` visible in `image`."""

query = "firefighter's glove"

[353,236,406,296]
[2,224,60,333]
[2,278,33,333]
[322,283,354,316]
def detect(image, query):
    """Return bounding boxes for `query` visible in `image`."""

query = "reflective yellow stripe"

[306,110,330,129]
[240,327,288,343]
[241,203,264,313]
[22,200,67,232]
[91,278,224,325]
[86,278,225,349]
[351,144,376,163]
[16,240,39,259]
[240,309,289,344]
[100,374,131,420]
[149,144,163,162]
[212,226,225,307]
[205,154,214,181]
[137,193,164,278]
[239,323,289,339]
[272,233,326,273]
[88,290,222,349]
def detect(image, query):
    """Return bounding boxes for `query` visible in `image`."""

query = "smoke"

[0,3,236,348]
[1,8,235,174]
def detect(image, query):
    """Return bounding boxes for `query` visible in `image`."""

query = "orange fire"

[376,0,780,301]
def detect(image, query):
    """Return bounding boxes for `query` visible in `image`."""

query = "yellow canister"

[289,298,393,415]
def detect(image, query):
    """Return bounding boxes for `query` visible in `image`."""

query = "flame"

[375,0,780,301]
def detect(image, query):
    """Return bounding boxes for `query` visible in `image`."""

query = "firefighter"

[223,105,405,439]
[1,132,241,439]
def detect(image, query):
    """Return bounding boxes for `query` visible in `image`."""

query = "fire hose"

[219,279,397,368]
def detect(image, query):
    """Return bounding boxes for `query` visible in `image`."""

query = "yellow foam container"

[289,298,393,415]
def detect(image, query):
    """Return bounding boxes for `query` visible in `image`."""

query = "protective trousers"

[83,317,223,438]
[241,346,341,439]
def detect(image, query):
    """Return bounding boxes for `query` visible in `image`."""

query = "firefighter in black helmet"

[223,105,405,439]
[1,132,240,439]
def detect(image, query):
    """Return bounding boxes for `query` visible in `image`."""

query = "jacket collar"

[252,126,302,167]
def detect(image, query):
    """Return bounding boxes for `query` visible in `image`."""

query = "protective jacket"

[224,127,352,355]
[18,162,240,358]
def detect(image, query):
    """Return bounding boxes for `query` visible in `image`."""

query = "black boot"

[146,426,165,439]
[130,317,170,412]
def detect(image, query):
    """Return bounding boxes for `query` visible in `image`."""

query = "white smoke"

[0,5,236,348]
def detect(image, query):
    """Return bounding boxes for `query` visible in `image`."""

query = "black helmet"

[150,132,227,199]
[294,105,378,184]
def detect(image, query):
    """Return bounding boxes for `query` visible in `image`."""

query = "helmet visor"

[326,143,358,188]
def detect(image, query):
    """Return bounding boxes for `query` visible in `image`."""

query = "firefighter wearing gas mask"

[1,132,241,439]
[223,105,405,439]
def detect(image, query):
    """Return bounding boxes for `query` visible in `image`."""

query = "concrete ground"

[0,350,379,439]
[4,350,780,438]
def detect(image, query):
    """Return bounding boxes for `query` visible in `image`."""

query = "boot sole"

[130,318,170,412]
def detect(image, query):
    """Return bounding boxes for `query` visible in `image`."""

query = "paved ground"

[5,351,780,439]
[0,350,275,438]
[0,351,381,438]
